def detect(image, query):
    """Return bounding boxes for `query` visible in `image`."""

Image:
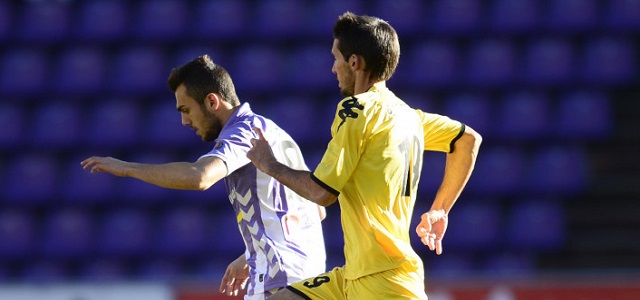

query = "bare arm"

[416,126,482,254]
[247,127,337,207]
[81,156,227,191]
[432,126,482,213]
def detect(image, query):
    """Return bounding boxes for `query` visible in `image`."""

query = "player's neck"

[353,71,386,95]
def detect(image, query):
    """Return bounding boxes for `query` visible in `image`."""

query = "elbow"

[194,176,216,191]
[312,191,338,207]
[464,126,483,154]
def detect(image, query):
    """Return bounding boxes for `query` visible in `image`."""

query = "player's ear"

[206,93,221,110]
[349,54,365,71]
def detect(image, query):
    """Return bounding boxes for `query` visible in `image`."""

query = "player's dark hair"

[333,12,400,81]
[168,55,240,106]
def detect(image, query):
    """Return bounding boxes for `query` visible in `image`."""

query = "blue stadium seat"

[418,152,446,195]
[606,0,640,30]
[527,147,588,194]
[208,211,245,255]
[506,199,566,251]
[98,209,152,258]
[320,207,344,257]
[402,42,459,88]
[231,46,283,92]
[398,92,439,113]
[41,209,94,259]
[260,95,317,145]
[286,45,335,90]
[20,261,69,283]
[465,40,516,86]
[546,0,598,31]
[373,0,424,34]
[523,38,574,85]
[556,91,613,139]
[306,0,364,37]
[0,102,25,151]
[489,0,540,33]
[75,0,129,41]
[62,156,117,205]
[445,200,501,250]
[426,253,473,278]
[84,99,140,148]
[53,47,107,94]
[4,154,58,205]
[0,2,13,41]
[110,47,168,93]
[146,104,199,147]
[466,146,526,194]
[482,252,535,276]
[254,0,307,38]
[17,2,70,42]
[155,208,209,257]
[0,210,36,259]
[192,0,247,39]
[497,92,550,140]
[137,260,184,282]
[80,259,127,281]
[0,49,48,95]
[429,0,482,34]
[31,102,82,149]
[133,0,188,40]
[582,38,636,85]
[442,93,492,137]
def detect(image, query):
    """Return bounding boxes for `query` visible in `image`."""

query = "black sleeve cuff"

[310,173,340,196]
[286,286,312,300]
[449,123,466,153]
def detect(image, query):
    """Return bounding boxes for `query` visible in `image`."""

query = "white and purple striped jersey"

[201,103,326,297]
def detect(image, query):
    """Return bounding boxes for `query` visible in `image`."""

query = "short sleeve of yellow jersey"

[311,97,368,195]
[416,109,465,153]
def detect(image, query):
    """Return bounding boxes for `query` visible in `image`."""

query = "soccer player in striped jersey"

[247,12,482,300]
[81,55,326,300]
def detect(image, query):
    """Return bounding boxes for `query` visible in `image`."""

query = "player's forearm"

[431,129,482,213]
[263,161,335,206]
[126,162,212,190]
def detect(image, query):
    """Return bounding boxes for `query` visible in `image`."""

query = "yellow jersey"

[311,86,464,280]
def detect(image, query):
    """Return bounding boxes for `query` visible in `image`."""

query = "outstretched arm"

[416,126,482,254]
[80,156,227,191]
[247,127,337,207]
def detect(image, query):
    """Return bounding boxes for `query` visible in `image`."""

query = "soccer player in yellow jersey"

[247,12,482,300]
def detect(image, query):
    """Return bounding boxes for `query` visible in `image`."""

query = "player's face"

[175,84,224,142]
[332,39,355,96]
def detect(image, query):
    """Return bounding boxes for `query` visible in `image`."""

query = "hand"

[219,255,249,296]
[247,127,277,174]
[80,156,129,176]
[416,209,448,255]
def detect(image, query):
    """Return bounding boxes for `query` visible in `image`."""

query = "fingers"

[253,127,266,140]
[436,239,443,255]
[80,157,99,173]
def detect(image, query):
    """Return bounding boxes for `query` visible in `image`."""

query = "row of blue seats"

[1,37,635,95]
[0,250,537,282]
[0,144,589,207]
[0,198,562,261]
[0,208,244,260]
[0,89,613,153]
[1,0,638,43]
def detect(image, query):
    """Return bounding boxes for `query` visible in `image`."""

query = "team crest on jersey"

[337,97,364,131]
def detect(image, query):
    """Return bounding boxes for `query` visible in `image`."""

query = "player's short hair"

[333,12,400,81]
[168,55,240,106]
